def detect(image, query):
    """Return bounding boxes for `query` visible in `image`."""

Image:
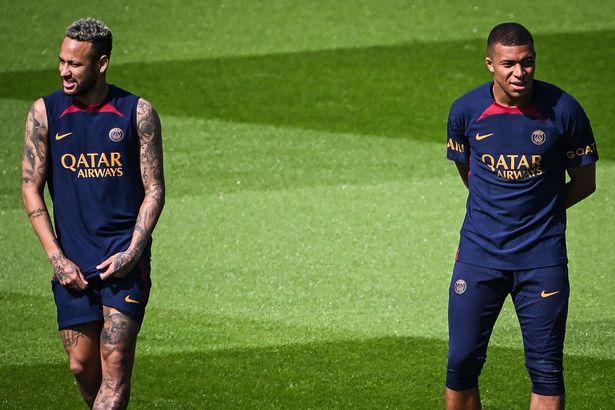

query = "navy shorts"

[446,261,569,396]
[52,256,152,330]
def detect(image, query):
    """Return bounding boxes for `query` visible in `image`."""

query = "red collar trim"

[60,101,125,118]
[478,101,546,121]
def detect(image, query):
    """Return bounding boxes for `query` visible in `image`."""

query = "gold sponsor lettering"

[97,153,110,167]
[483,154,543,180]
[495,155,509,170]
[110,152,122,167]
[60,151,123,178]
[77,154,89,168]
[61,153,77,171]
[566,143,596,159]
[482,154,495,171]
[447,138,465,153]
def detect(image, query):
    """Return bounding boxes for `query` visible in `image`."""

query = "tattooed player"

[21,18,165,409]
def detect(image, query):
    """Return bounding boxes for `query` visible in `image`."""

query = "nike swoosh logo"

[475,133,494,141]
[55,132,73,140]
[124,295,141,304]
[540,290,560,298]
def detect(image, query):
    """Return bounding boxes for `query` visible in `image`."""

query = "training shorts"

[52,255,151,330]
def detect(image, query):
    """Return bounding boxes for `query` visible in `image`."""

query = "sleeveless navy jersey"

[44,85,148,279]
[447,80,598,270]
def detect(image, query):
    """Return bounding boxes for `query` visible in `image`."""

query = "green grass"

[2,1,615,408]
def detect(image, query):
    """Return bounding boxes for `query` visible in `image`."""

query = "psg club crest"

[109,128,124,142]
[454,279,467,294]
[531,130,546,145]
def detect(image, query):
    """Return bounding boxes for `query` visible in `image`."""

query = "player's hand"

[97,248,141,280]
[50,252,88,291]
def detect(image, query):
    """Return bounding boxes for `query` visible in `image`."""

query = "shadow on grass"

[1,334,613,409]
[2,30,613,158]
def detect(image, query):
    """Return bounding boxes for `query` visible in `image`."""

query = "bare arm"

[564,164,596,209]
[21,99,88,289]
[98,98,165,279]
[454,161,470,189]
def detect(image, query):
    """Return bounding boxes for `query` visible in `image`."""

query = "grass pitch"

[1,1,615,408]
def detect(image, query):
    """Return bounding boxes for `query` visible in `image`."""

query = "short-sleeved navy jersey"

[44,85,149,279]
[447,80,598,270]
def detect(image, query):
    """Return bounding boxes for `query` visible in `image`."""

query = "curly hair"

[65,18,112,59]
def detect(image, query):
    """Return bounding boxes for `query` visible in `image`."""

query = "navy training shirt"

[44,85,148,279]
[447,80,598,270]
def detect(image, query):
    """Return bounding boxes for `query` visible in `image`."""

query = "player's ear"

[98,54,110,75]
[485,56,494,73]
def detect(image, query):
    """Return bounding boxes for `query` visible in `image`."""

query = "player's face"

[486,42,535,106]
[58,37,106,97]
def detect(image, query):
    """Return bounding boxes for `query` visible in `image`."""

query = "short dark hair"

[65,18,112,59]
[487,22,533,53]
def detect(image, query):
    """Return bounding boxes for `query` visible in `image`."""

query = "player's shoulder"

[41,89,69,108]
[107,84,142,107]
[31,97,46,111]
[109,84,139,99]
[27,97,48,125]
[135,96,160,120]
[450,82,493,117]
[534,80,584,114]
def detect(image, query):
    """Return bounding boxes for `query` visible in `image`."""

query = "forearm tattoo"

[112,248,139,275]
[27,207,47,219]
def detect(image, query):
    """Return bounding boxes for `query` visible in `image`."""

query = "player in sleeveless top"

[445,23,597,409]
[21,18,165,409]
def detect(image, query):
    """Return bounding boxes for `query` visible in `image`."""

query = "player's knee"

[101,348,134,371]
[68,356,89,378]
[446,350,485,390]
[526,358,565,396]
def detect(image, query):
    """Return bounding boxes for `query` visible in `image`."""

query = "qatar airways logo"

[481,154,543,180]
[60,152,124,178]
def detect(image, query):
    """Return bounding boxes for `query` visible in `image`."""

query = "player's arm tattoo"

[22,102,48,186]
[131,99,165,253]
[22,100,65,264]
[105,100,165,278]
[27,207,47,219]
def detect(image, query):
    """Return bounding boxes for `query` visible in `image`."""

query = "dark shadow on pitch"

[1,333,613,409]
[2,30,613,156]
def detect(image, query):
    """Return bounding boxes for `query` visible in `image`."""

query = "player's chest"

[467,115,562,157]
[50,113,136,154]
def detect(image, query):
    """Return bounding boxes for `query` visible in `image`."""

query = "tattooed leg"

[60,322,103,407]
[93,306,140,410]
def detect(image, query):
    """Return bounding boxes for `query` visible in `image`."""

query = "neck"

[492,81,533,107]
[75,81,109,106]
